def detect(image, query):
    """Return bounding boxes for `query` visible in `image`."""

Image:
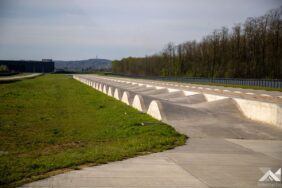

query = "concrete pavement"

[0,73,42,81]
[22,75,282,188]
[98,75,282,103]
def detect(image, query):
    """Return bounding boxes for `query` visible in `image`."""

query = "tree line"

[112,6,282,79]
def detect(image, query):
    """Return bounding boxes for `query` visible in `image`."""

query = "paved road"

[0,73,42,81]
[22,75,282,188]
[103,75,282,103]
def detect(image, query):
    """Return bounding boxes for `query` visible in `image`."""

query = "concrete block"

[168,88,180,93]
[132,95,146,112]
[204,93,228,102]
[234,98,282,128]
[107,87,113,96]
[91,82,95,88]
[103,85,108,94]
[114,88,121,100]
[183,91,200,96]
[156,86,165,89]
[147,100,166,121]
[121,91,130,105]
[99,84,103,91]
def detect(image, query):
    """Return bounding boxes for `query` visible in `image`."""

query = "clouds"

[0,0,281,60]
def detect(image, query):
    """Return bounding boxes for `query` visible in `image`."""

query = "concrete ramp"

[161,98,241,122]
[204,93,228,102]
[121,84,144,90]
[160,101,207,123]
[187,98,240,114]
[153,91,186,99]
[74,75,282,139]
[131,86,156,93]
[169,94,207,104]
[159,99,282,139]
[140,88,168,96]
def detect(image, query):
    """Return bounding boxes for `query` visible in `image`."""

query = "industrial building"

[0,59,54,73]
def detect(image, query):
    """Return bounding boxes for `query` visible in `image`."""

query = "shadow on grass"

[0,73,44,84]
[0,80,21,84]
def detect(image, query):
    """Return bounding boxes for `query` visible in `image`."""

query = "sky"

[0,0,281,61]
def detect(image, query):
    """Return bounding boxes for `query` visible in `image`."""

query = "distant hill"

[55,59,111,72]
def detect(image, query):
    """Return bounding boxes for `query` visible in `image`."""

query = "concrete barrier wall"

[103,85,107,94]
[74,75,165,121]
[183,91,199,96]
[204,94,228,102]
[73,75,281,128]
[100,84,104,92]
[234,98,282,128]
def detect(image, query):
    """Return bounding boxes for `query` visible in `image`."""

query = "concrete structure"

[107,86,113,96]
[132,95,145,112]
[22,74,282,188]
[147,100,164,121]
[80,75,281,129]
[121,91,130,105]
[0,73,42,81]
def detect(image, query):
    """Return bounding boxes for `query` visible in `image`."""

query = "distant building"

[42,59,53,62]
[0,59,54,73]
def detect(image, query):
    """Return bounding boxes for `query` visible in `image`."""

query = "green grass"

[0,74,186,188]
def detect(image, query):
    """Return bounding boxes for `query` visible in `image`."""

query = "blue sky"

[0,0,281,60]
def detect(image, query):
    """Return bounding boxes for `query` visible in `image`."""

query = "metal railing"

[110,74,282,88]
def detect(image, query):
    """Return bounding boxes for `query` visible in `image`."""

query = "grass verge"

[0,74,186,188]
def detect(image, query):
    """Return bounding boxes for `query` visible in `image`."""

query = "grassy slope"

[0,74,186,188]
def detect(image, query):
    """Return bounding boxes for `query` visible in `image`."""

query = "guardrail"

[110,74,282,88]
